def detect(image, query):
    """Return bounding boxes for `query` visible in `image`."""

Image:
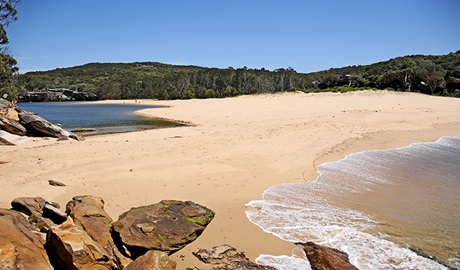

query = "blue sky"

[7,0,460,73]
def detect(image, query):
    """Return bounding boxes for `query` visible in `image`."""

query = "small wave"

[246,136,460,269]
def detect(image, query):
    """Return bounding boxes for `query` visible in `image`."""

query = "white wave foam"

[246,136,460,269]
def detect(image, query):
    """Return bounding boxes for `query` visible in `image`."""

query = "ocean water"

[246,136,460,270]
[17,102,182,135]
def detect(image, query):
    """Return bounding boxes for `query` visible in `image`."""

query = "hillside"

[18,51,460,100]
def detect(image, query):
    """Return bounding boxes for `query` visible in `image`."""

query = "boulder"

[11,196,46,216]
[112,200,215,259]
[0,98,17,118]
[0,114,27,135]
[125,250,176,270]
[66,195,129,268]
[18,111,84,141]
[193,244,276,270]
[10,196,58,232]
[296,242,359,270]
[0,130,29,145]
[43,203,68,224]
[45,217,119,270]
[0,208,53,269]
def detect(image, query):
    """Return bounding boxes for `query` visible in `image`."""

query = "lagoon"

[17,102,182,135]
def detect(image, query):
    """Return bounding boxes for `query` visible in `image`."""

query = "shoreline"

[1,91,460,269]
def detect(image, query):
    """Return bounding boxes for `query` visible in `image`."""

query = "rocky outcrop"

[193,244,276,270]
[297,242,359,270]
[19,111,84,140]
[66,195,129,268]
[11,196,65,232]
[11,196,47,217]
[1,195,232,269]
[0,98,84,142]
[45,217,120,270]
[0,208,53,269]
[112,200,215,259]
[124,250,176,270]
[0,129,29,145]
[0,114,27,135]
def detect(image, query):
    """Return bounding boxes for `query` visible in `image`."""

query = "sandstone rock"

[0,208,53,269]
[46,200,61,209]
[10,197,65,232]
[112,200,215,259]
[18,111,79,139]
[10,197,53,231]
[193,244,276,270]
[0,98,17,119]
[297,242,359,270]
[28,214,58,233]
[66,195,129,268]
[11,196,46,216]
[125,250,177,270]
[48,179,67,186]
[43,203,68,224]
[45,217,119,270]
[0,130,29,145]
[0,114,27,135]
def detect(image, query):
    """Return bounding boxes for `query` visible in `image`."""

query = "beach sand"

[1,90,460,269]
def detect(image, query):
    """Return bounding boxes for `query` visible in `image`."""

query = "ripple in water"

[246,136,460,270]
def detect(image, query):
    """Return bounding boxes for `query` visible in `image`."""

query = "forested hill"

[18,51,460,100]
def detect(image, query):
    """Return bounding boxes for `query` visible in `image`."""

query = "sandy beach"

[1,90,460,269]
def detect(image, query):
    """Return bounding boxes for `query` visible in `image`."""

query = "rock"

[0,98,17,119]
[10,196,62,232]
[193,244,276,270]
[0,208,53,269]
[70,133,85,141]
[43,203,68,224]
[45,217,119,270]
[0,130,29,145]
[296,242,359,270]
[11,196,46,216]
[66,195,129,268]
[0,114,27,135]
[48,179,67,186]
[18,111,78,139]
[193,244,238,265]
[125,250,177,270]
[28,214,58,233]
[112,200,215,259]
[46,200,61,209]
[71,127,97,132]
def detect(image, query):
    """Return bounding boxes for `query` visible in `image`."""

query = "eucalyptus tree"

[0,0,19,100]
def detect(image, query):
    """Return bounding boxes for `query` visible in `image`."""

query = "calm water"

[246,136,460,270]
[17,102,183,135]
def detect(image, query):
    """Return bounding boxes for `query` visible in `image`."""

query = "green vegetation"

[157,233,167,243]
[0,0,19,101]
[18,51,460,100]
[183,211,215,226]
[2,1,459,101]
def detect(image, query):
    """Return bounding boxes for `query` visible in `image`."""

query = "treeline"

[17,51,460,100]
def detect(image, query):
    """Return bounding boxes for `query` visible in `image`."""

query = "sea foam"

[246,136,460,269]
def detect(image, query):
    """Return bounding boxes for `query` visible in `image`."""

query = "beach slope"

[1,90,460,269]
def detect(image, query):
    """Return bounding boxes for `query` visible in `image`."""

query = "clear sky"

[7,0,460,73]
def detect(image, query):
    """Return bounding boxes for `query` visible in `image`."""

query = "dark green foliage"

[0,0,19,100]
[18,51,460,100]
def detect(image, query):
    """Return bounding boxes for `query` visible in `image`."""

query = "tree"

[0,0,19,100]
[415,60,446,94]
